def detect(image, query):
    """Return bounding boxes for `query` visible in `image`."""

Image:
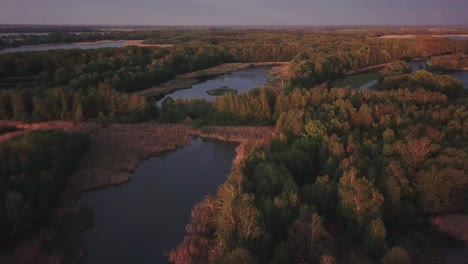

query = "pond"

[0,41,125,54]
[77,138,237,264]
[411,60,428,72]
[157,66,272,105]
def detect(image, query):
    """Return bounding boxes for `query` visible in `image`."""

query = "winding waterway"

[157,66,272,104]
[77,138,237,264]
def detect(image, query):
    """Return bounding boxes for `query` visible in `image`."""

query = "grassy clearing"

[332,72,379,88]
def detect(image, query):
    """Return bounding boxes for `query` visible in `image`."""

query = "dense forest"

[168,74,467,264]
[0,131,89,247]
[1,31,467,124]
[0,29,467,263]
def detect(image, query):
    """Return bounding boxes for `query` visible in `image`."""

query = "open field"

[135,62,290,97]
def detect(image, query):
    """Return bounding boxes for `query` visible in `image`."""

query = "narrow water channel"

[77,138,237,264]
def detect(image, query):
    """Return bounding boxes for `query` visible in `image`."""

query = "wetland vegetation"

[0,27,467,264]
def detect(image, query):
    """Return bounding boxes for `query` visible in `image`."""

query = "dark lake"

[77,138,237,264]
[0,41,124,54]
[157,66,272,105]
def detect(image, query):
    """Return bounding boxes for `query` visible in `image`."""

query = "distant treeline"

[0,29,211,47]
[1,32,466,123]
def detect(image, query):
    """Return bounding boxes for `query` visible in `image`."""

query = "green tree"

[303,119,327,141]
[338,167,384,228]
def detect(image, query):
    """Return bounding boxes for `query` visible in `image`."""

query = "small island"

[206,86,238,96]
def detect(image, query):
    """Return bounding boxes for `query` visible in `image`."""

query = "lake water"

[0,41,124,54]
[411,61,468,89]
[158,66,272,105]
[452,71,468,89]
[360,79,378,90]
[77,138,237,264]
[437,35,468,41]
[411,60,428,72]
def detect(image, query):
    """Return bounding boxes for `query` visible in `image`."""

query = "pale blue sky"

[1,0,467,25]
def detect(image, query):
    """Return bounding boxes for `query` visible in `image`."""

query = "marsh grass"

[71,124,274,191]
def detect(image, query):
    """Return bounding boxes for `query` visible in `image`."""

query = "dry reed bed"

[194,126,274,166]
[71,124,274,192]
[71,124,193,190]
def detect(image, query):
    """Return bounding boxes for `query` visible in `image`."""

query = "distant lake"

[77,138,237,264]
[158,66,272,105]
[0,41,124,54]
[436,35,468,41]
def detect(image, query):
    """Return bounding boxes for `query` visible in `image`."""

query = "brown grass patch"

[71,124,194,190]
[68,123,274,192]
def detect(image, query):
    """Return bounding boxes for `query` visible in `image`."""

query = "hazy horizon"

[1,0,467,26]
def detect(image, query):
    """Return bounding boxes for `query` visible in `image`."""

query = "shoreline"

[1,122,274,263]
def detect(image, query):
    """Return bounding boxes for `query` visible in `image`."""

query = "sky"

[1,0,467,26]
